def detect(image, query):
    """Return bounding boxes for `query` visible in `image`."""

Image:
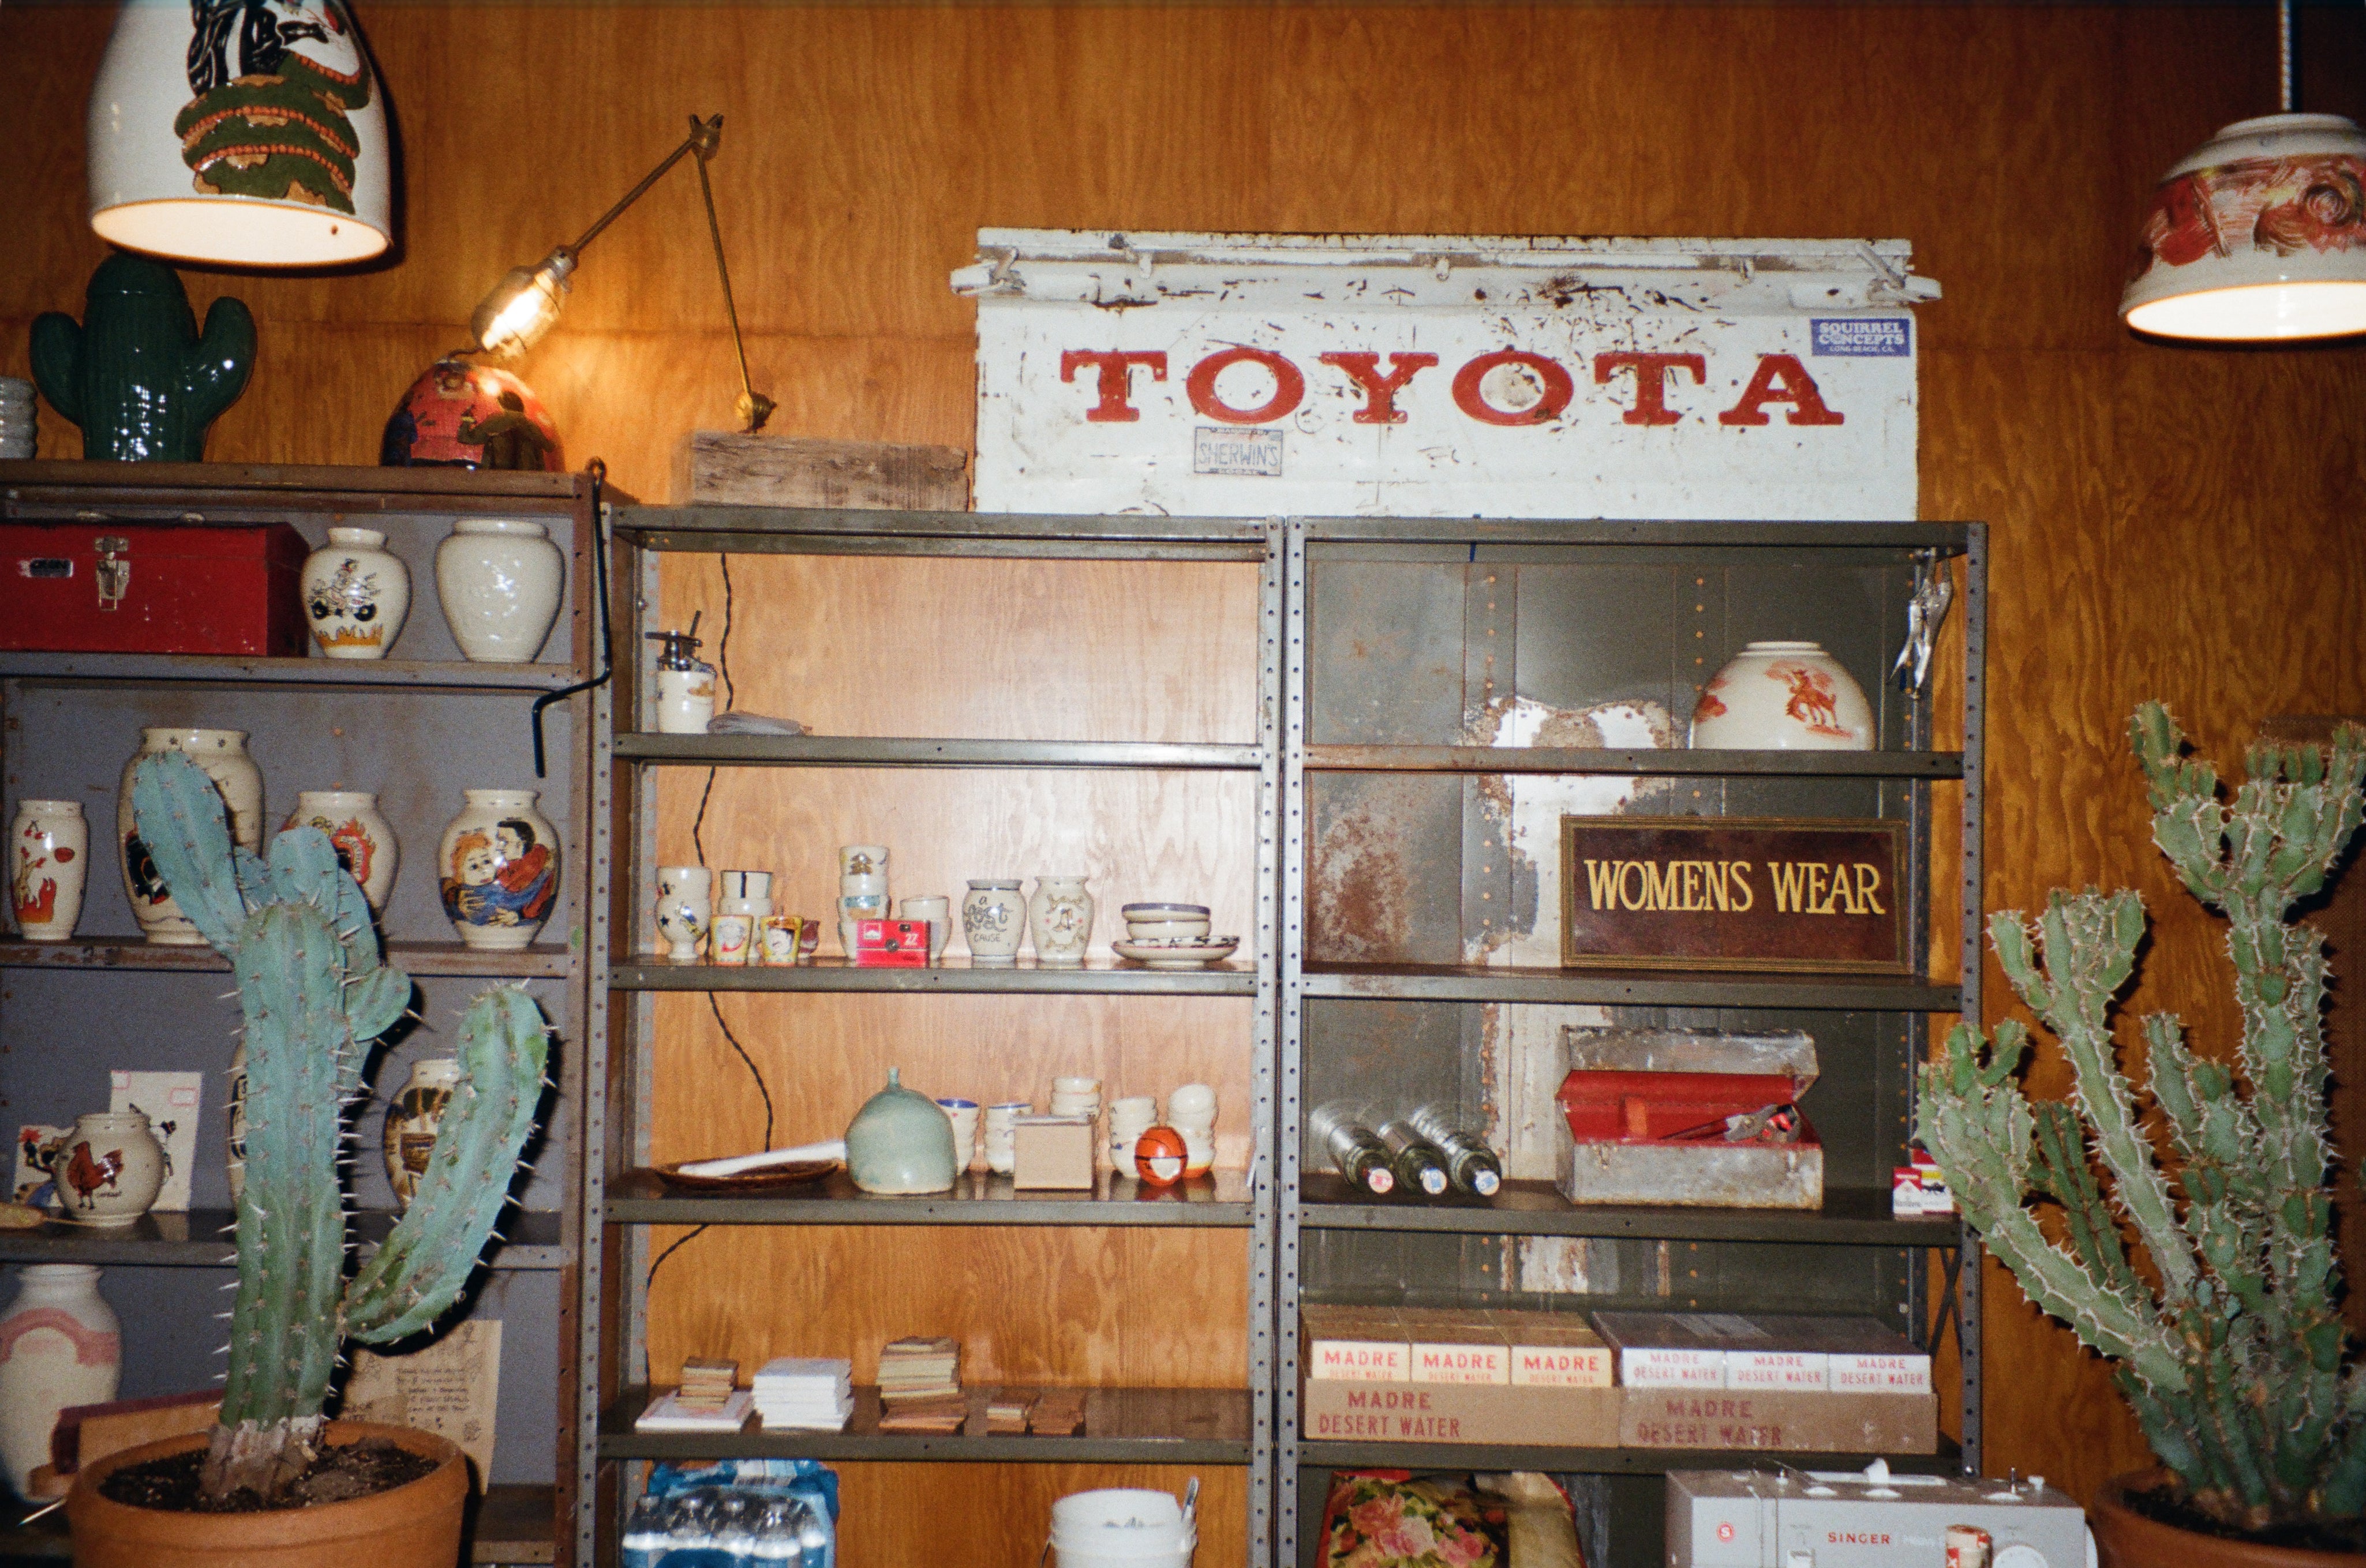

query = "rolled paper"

[676,1139,848,1179]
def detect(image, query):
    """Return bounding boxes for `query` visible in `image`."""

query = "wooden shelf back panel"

[833,1462,1245,1568]
[653,554,1262,745]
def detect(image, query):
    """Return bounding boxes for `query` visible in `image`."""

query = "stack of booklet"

[753,1356,855,1431]
[877,1336,966,1434]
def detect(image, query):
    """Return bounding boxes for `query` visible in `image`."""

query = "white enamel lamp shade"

[87,0,390,267]
[2122,114,2366,342]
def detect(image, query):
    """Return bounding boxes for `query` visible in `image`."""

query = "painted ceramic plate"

[1113,936,1241,970]
[654,1159,838,1193]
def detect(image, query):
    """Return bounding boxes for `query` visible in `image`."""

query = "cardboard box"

[1302,1306,1409,1383]
[1011,1116,1094,1190]
[1298,1379,1935,1454]
[1493,1311,1613,1389]
[851,918,929,966]
[1593,1311,1930,1394]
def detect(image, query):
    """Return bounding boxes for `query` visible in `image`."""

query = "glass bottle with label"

[1310,1102,1395,1196]
[1377,1119,1452,1197]
[1409,1103,1505,1196]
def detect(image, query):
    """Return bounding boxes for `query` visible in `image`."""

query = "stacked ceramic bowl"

[0,379,34,460]
[1113,902,1240,970]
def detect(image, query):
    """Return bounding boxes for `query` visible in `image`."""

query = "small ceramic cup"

[718,869,772,908]
[758,914,803,965]
[984,1101,1032,1175]
[935,1098,980,1172]
[1169,1083,1218,1176]
[1107,1096,1158,1170]
[711,913,755,965]
[899,896,952,964]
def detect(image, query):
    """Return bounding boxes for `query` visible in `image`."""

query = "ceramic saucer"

[1113,936,1241,970]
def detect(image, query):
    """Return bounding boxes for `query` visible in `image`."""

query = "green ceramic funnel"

[845,1067,958,1194]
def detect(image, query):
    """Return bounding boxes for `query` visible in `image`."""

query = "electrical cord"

[645,1223,709,1295]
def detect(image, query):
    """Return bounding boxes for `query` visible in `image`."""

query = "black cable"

[684,553,769,1146]
[692,768,716,864]
[707,993,774,1149]
[645,1223,709,1295]
[716,553,737,711]
[531,459,614,778]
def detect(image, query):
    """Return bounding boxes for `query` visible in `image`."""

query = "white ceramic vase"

[436,517,563,663]
[1689,641,1875,752]
[0,1265,120,1499]
[1028,875,1095,966]
[283,790,398,913]
[301,527,410,659]
[118,727,263,944]
[56,1111,166,1228]
[962,879,1026,966]
[382,1058,460,1209]
[656,865,712,962]
[12,800,87,941]
[436,789,560,950]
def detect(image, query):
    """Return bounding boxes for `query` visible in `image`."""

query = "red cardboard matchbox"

[851,918,929,965]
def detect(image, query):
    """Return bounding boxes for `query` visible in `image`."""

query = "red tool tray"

[1555,1069,1820,1146]
[0,521,309,656]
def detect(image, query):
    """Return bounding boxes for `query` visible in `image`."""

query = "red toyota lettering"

[1451,349,1574,426]
[1186,347,1306,425]
[1319,351,1439,424]
[1060,350,1167,423]
[1717,353,1845,426]
[1594,351,1706,426]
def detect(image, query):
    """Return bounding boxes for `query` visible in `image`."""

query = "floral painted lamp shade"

[87,0,390,267]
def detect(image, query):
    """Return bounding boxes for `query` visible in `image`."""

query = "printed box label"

[1811,317,1911,357]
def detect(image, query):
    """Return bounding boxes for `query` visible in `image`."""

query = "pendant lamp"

[2121,4,2366,341]
[86,0,391,267]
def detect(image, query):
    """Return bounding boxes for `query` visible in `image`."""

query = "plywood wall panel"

[834,1464,1246,1568]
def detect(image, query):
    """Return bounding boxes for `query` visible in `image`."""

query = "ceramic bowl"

[1128,917,1211,940]
[1113,936,1241,970]
[1122,902,1208,918]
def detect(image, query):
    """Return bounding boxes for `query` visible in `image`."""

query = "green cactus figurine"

[1919,703,2366,1534]
[30,253,255,462]
[131,751,548,1503]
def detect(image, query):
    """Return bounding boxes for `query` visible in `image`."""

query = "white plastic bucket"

[1048,1489,1195,1568]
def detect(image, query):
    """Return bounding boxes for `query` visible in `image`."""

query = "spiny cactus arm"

[2316,1375,2366,1518]
[1999,894,2199,1303]
[28,311,83,425]
[132,753,266,952]
[2028,1100,2143,1299]
[185,295,257,426]
[265,825,381,971]
[346,988,548,1344]
[2118,1371,2225,1504]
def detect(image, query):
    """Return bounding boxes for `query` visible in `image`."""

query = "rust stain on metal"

[1308,792,1413,963]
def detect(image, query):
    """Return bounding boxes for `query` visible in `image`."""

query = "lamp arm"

[692,126,775,434]
[563,114,723,258]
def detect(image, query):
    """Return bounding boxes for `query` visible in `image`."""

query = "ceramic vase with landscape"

[0,1265,119,1499]
[1689,641,1875,751]
[117,727,262,944]
[436,518,563,662]
[283,790,398,913]
[301,527,409,659]
[437,790,559,951]
[11,800,87,941]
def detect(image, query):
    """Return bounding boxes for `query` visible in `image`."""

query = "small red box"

[0,522,309,655]
[851,918,929,966]
[1554,1069,1817,1145]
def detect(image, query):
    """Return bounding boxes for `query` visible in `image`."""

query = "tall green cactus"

[132,752,548,1502]
[1919,704,2366,1532]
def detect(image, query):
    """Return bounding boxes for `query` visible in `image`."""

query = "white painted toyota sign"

[953,231,1937,520]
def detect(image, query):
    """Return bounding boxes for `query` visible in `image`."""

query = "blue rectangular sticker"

[1811,318,1912,357]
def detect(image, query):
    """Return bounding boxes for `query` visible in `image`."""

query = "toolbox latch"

[94,537,130,610]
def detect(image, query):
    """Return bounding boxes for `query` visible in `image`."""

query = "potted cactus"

[63,752,547,1566]
[1918,704,2366,1563]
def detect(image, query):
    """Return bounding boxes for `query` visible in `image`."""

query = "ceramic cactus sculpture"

[1918,703,2366,1532]
[29,253,254,462]
[131,752,548,1502]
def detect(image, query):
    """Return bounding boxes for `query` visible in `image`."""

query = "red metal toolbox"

[1554,1026,1824,1209]
[1,522,308,655]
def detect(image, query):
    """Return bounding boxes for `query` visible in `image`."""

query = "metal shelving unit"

[582,504,1285,1566]
[0,460,598,1565]
[1274,516,1987,1568]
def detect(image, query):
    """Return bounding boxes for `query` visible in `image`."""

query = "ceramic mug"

[984,1101,1032,1175]
[935,1098,980,1172]
[899,896,951,964]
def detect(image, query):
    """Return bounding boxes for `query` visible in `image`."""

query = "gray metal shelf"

[612,504,1270,561]
[0,652,582,692]
[607,1166,1251,1226]
[1304,745,1963,778]
[1297,1177,1960,1245]
[1,936,576,978]
[611,954,1256,995]
[600,1385,1252,1464]
[1302,516,1975,551]
[0,1207,566,1269]
[615,734,1266,770]
[1297,1436,1964,1476]
[1298,962,1959,1010]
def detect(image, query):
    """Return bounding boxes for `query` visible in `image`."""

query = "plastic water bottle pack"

[623,1460,839,1568]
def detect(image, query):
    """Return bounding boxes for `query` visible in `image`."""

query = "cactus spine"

[1918,704,2366,1532]
[132,753,548,1502]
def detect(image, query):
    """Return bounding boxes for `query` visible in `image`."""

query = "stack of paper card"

[753,1357,854,1431]
[1028,1389,1086,1435]
[986,1393,1032,1434]
[877,1395,968,1434]
[878,1336,961,1402]
[676,1357,740,1412]
[634,1389,755,1432]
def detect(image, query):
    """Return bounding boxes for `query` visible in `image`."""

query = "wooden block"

[1012,1117,1095,1190]
[674,433,969,510]
[51,1390,221,1475]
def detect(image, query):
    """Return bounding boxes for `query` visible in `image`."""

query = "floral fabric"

[1321,1472,1508,1568]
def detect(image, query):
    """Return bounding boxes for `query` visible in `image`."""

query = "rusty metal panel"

[1305,772,1464,966]
[1306,558,1466,745]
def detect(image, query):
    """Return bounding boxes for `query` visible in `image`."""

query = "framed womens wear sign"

[1559,817,1909,973]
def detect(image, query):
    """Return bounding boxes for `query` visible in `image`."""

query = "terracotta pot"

[2091,1469,2366,1568]
[66,1420,465,1568]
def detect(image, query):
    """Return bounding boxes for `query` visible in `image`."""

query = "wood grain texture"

[8,0,2366,1518]
[832,1463,1245,1568]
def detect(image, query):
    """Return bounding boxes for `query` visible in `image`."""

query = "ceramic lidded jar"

[436,518,564,663]
[961,879,1026,966]
[0,1265,120,1498]
[56,1111,166,1227]
[12,800,88,941]
[437,789,560,951]
[383,1058,460,1209]
[845,1068,959,1195]
[283,790,399,913]
[300,527,410,659]
[118,727,263,944]
[1028,875,1096,966]
[655,865,712,963]
[1689,642,1875,752]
